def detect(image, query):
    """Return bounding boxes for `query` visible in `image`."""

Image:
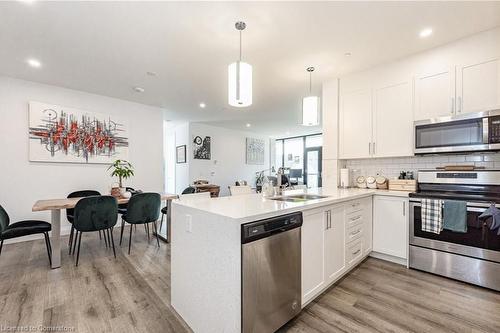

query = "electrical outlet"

[186,214,192,233]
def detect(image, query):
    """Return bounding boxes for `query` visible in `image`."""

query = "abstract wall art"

[193,135,211,160]
[246,137,265,165]
[29,101,129,164]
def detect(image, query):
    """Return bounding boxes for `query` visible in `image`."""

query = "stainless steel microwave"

[414,110,500,154]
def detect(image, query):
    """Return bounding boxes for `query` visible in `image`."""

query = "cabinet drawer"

[346,224,363,243]
[346,240,363,266]
[346,200,364,214]
[346,211,363,229]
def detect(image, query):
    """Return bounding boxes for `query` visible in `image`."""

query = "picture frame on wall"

[176,145,186,163]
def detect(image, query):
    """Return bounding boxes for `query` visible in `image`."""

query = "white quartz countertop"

[173,187,410,222]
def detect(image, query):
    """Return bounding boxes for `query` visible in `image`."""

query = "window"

[274,133,322,187]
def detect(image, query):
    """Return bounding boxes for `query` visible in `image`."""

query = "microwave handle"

[483,118,489,144]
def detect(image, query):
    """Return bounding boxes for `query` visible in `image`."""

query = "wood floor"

[1,229,500,333]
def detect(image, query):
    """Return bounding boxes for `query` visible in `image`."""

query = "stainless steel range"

[409,169,500,291]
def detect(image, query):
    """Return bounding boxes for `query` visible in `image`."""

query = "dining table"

[32,193,178,269]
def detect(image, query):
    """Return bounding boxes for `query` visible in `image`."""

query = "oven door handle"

[410,200,491,212]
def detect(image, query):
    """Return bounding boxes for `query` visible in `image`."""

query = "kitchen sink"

[269,194,328,202]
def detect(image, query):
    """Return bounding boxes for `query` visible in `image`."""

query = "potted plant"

[108,159,134,197]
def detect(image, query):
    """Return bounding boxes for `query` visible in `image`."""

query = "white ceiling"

[1,1,500,137]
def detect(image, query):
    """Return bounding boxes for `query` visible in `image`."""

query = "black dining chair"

[159,186,194,233]
[0,204,52,266]
[66,190,101,254]
[72,196,118,266]
[120,193,161,254]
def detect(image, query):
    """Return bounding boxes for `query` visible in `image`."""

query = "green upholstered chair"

[0,204,52,266]
[119,193,161,254]
[72,196,118,266]
[66,190,102,254]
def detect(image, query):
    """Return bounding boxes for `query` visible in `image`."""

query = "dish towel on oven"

[443,200,467,233]
[421,198,443,234]
[478,204,500,235]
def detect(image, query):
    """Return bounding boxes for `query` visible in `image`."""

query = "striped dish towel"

[421,198,443,234]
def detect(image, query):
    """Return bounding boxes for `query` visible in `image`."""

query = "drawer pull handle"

[352,249,361,255]
[349,216,361,222]
[350,229,361,236]
[351,203,360,207]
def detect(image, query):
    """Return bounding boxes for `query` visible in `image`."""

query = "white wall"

[173,122,190,194]
[0,76,165,239]
[188,123,271,196]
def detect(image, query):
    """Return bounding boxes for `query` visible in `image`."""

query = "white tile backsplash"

[342,152,500,180]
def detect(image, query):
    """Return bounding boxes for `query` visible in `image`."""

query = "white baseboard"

[369,251,407,266]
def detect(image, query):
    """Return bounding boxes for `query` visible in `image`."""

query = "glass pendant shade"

[228,61,252,107]
[302,95,319,126]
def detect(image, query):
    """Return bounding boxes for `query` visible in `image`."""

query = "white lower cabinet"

[301,198,373,306]
[373,195,408,259]
[301,207,327,304]
[324,205,346,283]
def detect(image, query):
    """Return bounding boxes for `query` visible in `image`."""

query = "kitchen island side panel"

[171,203,242,333]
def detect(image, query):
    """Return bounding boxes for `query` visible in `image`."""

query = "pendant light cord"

[239,30,242,61]
[309,71,312,94]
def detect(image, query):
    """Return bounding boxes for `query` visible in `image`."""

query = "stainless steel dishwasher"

[241,212,302,333]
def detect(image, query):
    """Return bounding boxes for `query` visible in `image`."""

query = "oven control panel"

[490,115,500,143]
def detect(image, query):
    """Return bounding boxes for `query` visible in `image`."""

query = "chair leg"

[0,239,3,256]
[159,213,164,233]
[128,223,133,255]
[99,230,102,240]
[120,219,125,246]
[76,232,82,267]
[106,228,112,249]
[110,228,116,259]
[44,232,52,266]
[147,223,151,242]
[103,228,108,248]
[72,229,78,256]
[153,221,160,248]
[68,225,75,254]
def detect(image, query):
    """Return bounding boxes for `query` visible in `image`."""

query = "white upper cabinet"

[457,57,500,114]
[414,67,456,121]
[373,79,414,157]
[339,88,372,159]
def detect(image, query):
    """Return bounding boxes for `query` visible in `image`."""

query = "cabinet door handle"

[451,97,455,114]
[373,142,376,155]
[328,211,332,229]
[368,142,372,155]
[403,202,406,216]
[457,96,462,113]
[350,229,361,236]
[352,249,361,255]
[325,211,329,230]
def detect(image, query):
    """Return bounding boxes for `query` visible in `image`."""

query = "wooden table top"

[32,193,178,212]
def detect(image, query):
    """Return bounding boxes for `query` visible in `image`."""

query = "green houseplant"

[108,159,134,188]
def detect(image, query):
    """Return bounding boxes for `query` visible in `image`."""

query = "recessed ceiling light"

[133,86,145,93]
[27,58,41,68]
[344,52,352,57]
[199,103,206,108]
[246,123,251,128]
[419,28,433,38]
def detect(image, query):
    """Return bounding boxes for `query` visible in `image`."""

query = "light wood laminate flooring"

[1,228,500,333]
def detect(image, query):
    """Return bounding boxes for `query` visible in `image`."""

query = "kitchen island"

[170,188,404,333]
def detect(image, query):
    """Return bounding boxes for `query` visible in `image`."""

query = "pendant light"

[228,21,252,107]
[302,67,319,126]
